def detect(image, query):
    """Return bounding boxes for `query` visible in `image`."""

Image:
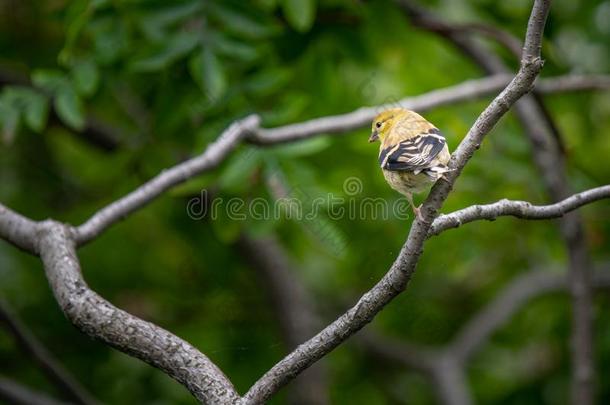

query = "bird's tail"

[420,164,452,178]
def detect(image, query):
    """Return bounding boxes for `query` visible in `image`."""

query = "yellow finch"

[369,108,451,219]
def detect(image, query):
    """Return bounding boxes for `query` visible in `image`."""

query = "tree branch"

[536,75,610,93]
[396,2,596,403]
[360,267,610,405]
[357,331,436,375]
[248,73,610,146]
[247,74,513,145]
[362,330,473,405]
[0,376,68,405]
[0,203,39,255]
[0,301,98,405]
[429,185,610,237]
[37,221,240,404]
[431,356,472,405]
[457,23,523,57]
[240,1,551,402]
[450,267,610,364]
[74,115,261,245]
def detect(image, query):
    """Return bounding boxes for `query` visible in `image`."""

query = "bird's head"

[369,108,414,143]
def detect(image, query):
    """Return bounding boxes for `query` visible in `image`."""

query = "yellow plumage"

[369,108,451,219]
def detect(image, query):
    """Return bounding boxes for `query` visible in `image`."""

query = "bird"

[369,108,451,220]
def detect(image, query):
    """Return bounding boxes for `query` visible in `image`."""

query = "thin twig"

[457,23,523,57]
[74,115,261,245]
[0,376,68,405]
[536,75,610,93]
[449,267,610,364]
[429,185,610,237]
[357,331,436,374]
[361,267,610,405]
[0,301,98,405]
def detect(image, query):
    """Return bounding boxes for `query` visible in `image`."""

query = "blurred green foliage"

[1,0,610,403]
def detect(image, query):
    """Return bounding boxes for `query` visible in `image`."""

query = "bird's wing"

[379,128,446,172]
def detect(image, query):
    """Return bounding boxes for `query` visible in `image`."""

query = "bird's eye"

[375,122,382,128]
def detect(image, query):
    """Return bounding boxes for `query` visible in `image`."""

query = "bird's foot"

[439,173,450,182]
[413,205,424,221]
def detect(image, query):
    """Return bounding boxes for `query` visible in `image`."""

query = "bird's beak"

[368,131,379,143]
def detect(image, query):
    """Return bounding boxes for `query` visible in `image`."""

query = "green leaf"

[89,17,129,64]
[219,148,262,193]
[55,85,85,130]
[129,32,199,72]
[268,137,331,158]
[210,204,243,244]
[260,92,309,125]
[256,0,279,12]
[59,0,94,65]
[71,60,100,97]
[0,87,50,134]
[31,70,69,93]
[138,1,203,41]
[305,216,348,258]
[208,3,280,39]
[0,99,20,144]
[244,67,291,96]
[210,33,260,62]
[282,0,316,32]
[21,91,49,133]
[32,71,84,130]
[188,48,227,102]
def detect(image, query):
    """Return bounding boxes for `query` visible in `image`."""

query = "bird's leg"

[405,193,423,221]
[437,166,454,182]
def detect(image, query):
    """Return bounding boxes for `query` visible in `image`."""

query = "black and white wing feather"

[379,128,446,172]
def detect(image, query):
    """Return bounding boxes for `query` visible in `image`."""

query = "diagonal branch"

[396,2,597,403]
[36,221,240,404]
[449,266,610,364]
[0,376,68,405]
[74,115,261,245]
[0,301,98,405]
[357,331,436,375]
[360,331,472,405]
[429,185,610,237]
[0,203,39,255]
[361,267,610,405]
[240,1,551,403]
[456,23,523,57]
